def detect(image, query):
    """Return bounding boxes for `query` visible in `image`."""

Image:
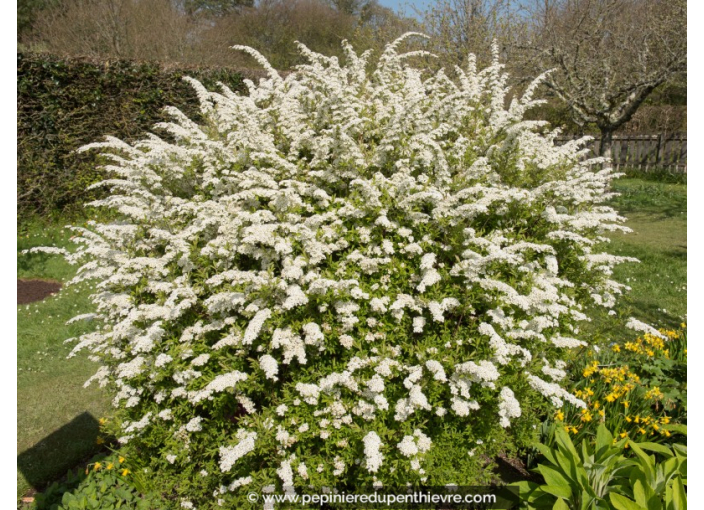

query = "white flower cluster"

[219,430,257,472]
[57,34,639,502]
[363,431,384,473]
[497,387,521,427]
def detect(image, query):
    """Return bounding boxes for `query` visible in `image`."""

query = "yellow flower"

[681,323,687,329]
[583,362,599,378]
[620,432,628,438]
[119,456,125,463]
[639,428,646,435]
[96,437,104,445]
[571,427,578,434]
[99,417,107,426]
[645,387,663,400]
[612,345,621,353]
[555,411,565,421]
[94,462,102,471]
[625,417,632,423]
[106,463,114,470]
[634,416,640,424]
[564,426,571,433]
[598,409,605,418]
[621,401,629,409]
[660,416,671,425]
[121,469,130,476]
[664,430,671,437]
[580,411,593,422]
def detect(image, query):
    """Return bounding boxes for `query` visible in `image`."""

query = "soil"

[18,279,62,304]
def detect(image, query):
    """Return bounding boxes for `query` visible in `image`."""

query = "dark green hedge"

[18,53,249,219]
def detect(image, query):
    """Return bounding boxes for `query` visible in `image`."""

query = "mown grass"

[17,222,111,500]
[584,178,687,344]
[15,177,686,500]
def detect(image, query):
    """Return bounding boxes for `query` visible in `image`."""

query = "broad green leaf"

[632,478,659,510]
[555,426,581,461]
[536,442,559,467]
[541,483,572,500]
[669,475,686,510]
[663,424,687,436]
[553,449,579,485]
[596,423,614,457]
[673,444,687,458]
[610,492,648,510]
[629,442,656,483]
[553,498,570,510]
[660,457,680,480]
[637,442,674,458]
[514,481,543,502]
[537,464,573,496]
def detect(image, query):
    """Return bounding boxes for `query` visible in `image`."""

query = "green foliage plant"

[551,324,686,446]
[17,52,246,218]
[33,453,165,510]
[515,424,686,510]
[41,34,647,506]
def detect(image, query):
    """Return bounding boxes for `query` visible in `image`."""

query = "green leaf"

[660,457,680,480]
[637,442,674,458]
[632,479,658,510]
[553,449,579,485]
[629,442,656,483]
[553,498,570,510]
[663,424,687,436]
[536,442,559,467]
[610,492,648,510]
[541,484,572,500]
[596,423,614,457]
[538,464,573,491]
[668,475,686,510]
[554,426,581,462]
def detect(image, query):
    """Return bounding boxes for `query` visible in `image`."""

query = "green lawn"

[17,223,111,501]
[583,178,687,345]
[15,177,686,501]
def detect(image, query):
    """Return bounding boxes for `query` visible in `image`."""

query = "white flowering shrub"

[58,34,635,505]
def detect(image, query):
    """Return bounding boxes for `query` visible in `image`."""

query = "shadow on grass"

[623,301,685,330]
[18,412,101,491]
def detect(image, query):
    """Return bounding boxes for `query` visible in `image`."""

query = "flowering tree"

[52,34,636,505]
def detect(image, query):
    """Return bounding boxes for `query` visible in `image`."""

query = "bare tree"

[200,0,359,69]
[181,0,254,17]
[518,0,686,157]
[420,0,525,70]
[29,0,203,61]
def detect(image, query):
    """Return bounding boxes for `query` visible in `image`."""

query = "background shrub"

[17,52,249,219]
[51,36,642,507]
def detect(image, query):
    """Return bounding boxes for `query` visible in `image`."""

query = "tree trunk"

[599,128,614,162]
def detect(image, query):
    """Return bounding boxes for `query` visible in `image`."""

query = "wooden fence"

[556,133,687,173]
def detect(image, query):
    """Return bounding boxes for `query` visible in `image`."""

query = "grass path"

[583,178,687,344]
[17,224,111,500]
[15,177,686,500]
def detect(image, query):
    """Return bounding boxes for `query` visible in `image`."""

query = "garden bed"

[17,279,62,304]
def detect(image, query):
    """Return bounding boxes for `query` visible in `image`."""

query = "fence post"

[656,133,665,169]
